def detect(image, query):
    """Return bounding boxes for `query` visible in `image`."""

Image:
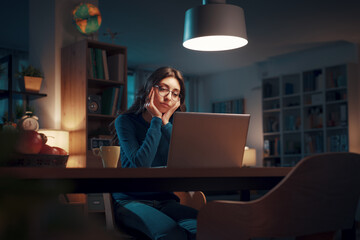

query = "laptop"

[167,112,250,168]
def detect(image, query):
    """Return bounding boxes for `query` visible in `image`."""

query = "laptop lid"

[167,112,250,168]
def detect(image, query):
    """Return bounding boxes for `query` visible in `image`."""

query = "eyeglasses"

[154,85,181,102]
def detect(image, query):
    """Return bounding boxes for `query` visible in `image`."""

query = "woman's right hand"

[144,88,162,119]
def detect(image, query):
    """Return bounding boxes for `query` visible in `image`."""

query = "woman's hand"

[144,89,162,119]
[162,101,180,125]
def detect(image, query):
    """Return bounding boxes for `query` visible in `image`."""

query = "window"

[127,70,135,109]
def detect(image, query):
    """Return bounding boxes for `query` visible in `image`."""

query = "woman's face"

[153,77,181,113]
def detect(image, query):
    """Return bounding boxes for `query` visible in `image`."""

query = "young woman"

[112,67,197,240]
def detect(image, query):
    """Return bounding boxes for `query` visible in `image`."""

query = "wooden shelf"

[88,78,124,88]
[88,113,117,119]
[0,89,47,99]
[61,39,127,168]
[0,55,47,122]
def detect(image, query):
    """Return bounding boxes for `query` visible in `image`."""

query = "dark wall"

[1,0,29,50]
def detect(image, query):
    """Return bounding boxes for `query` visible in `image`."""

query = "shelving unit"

[262,64,357,167]
[212,98,245,113]
[0,55,47,122]
[61,39,127,168]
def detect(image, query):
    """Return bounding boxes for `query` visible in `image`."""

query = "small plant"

[16,65,43,78]
[15,103,35,120]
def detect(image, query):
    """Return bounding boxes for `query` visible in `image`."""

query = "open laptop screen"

[167,112,250,168]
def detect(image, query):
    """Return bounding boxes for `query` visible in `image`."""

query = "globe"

[72,3,102,35]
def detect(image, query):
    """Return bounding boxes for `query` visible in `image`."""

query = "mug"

[92,146,120,168]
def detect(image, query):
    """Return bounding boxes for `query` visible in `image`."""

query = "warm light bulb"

[243,146,256,167]
[183,35,248,51]
[38,129,69,152]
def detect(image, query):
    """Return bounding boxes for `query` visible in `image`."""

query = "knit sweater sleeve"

[115,115,162,167]
[161,122,173,142]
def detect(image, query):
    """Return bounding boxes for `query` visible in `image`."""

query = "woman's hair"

[126,66,186,114]
[110,66,186,145]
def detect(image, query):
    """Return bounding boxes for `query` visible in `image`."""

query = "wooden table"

[0,167,292,196]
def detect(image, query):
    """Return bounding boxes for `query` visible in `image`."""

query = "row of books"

[303,70,323,92]
[327,104,347,127]
[263,82,275,98]
[283,139,301,154]
[263,158,281,167]
[87,48,125,83]
[327,134,348,152]
[264,116,279,133]
[264,138,280,157]
[101,86,124,116]
[305,134,323,154]
[326,70,346,89]
[326,90,347,102]
[212,99,244,114]
[284,114,301,131]
[305,106,323,129]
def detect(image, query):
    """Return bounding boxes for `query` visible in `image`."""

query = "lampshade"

[38,129,69,152]
[183,0,248,51]
[243,146,256,167]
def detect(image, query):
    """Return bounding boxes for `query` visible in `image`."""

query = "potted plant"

[16,65,43,92]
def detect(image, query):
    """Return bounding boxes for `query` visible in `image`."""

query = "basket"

[6,154,69,168]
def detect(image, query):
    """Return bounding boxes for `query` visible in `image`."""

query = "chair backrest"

[196,152,360,239]
[256,152,360,237]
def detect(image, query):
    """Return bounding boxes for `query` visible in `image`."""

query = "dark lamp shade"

[183,4,248,51]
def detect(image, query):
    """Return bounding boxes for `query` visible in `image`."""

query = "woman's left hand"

[145,88,162,119]
[162,101,180,125]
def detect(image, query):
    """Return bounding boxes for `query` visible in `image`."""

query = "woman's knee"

[114,200,189,240]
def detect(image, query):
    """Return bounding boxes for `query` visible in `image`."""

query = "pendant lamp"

[183,0,248,51]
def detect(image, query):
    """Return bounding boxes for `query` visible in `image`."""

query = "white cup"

[92,146,120,168]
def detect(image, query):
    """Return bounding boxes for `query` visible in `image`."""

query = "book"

[116,85,124,115]
[107,53,125,83]
[264,139,270,157]
[111,88,119,116]
[87,48,94,78]
[101,88,117,115]
[102,50,109,80]
[90,48,97,78]
[340,104,347,125]
[95,48,104,79]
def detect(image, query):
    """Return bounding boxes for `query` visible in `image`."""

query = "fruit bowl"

[6,154,69,168]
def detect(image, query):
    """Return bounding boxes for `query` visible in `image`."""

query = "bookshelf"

[262,64,358,167]
[212,98,245,114]
[61,39,127,168]
[0,55,47,123]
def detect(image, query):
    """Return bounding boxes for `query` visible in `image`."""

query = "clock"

[18,111,39,131]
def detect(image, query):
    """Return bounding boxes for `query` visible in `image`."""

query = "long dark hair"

[110,67,186,145]
[126,66,186,114]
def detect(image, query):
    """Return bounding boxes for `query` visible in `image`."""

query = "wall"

[0,1,28,51]
[197,65,263,165]
[28,0,97,129]
[196,41,359,166]
[257,41,358,77]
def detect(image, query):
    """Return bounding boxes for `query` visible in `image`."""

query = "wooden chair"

[196,152,360,240]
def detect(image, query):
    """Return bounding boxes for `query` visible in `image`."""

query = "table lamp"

[243,146,256,167]
[38,129,69,152]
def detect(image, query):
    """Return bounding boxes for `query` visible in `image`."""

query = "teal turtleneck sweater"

[112,112,178,201]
